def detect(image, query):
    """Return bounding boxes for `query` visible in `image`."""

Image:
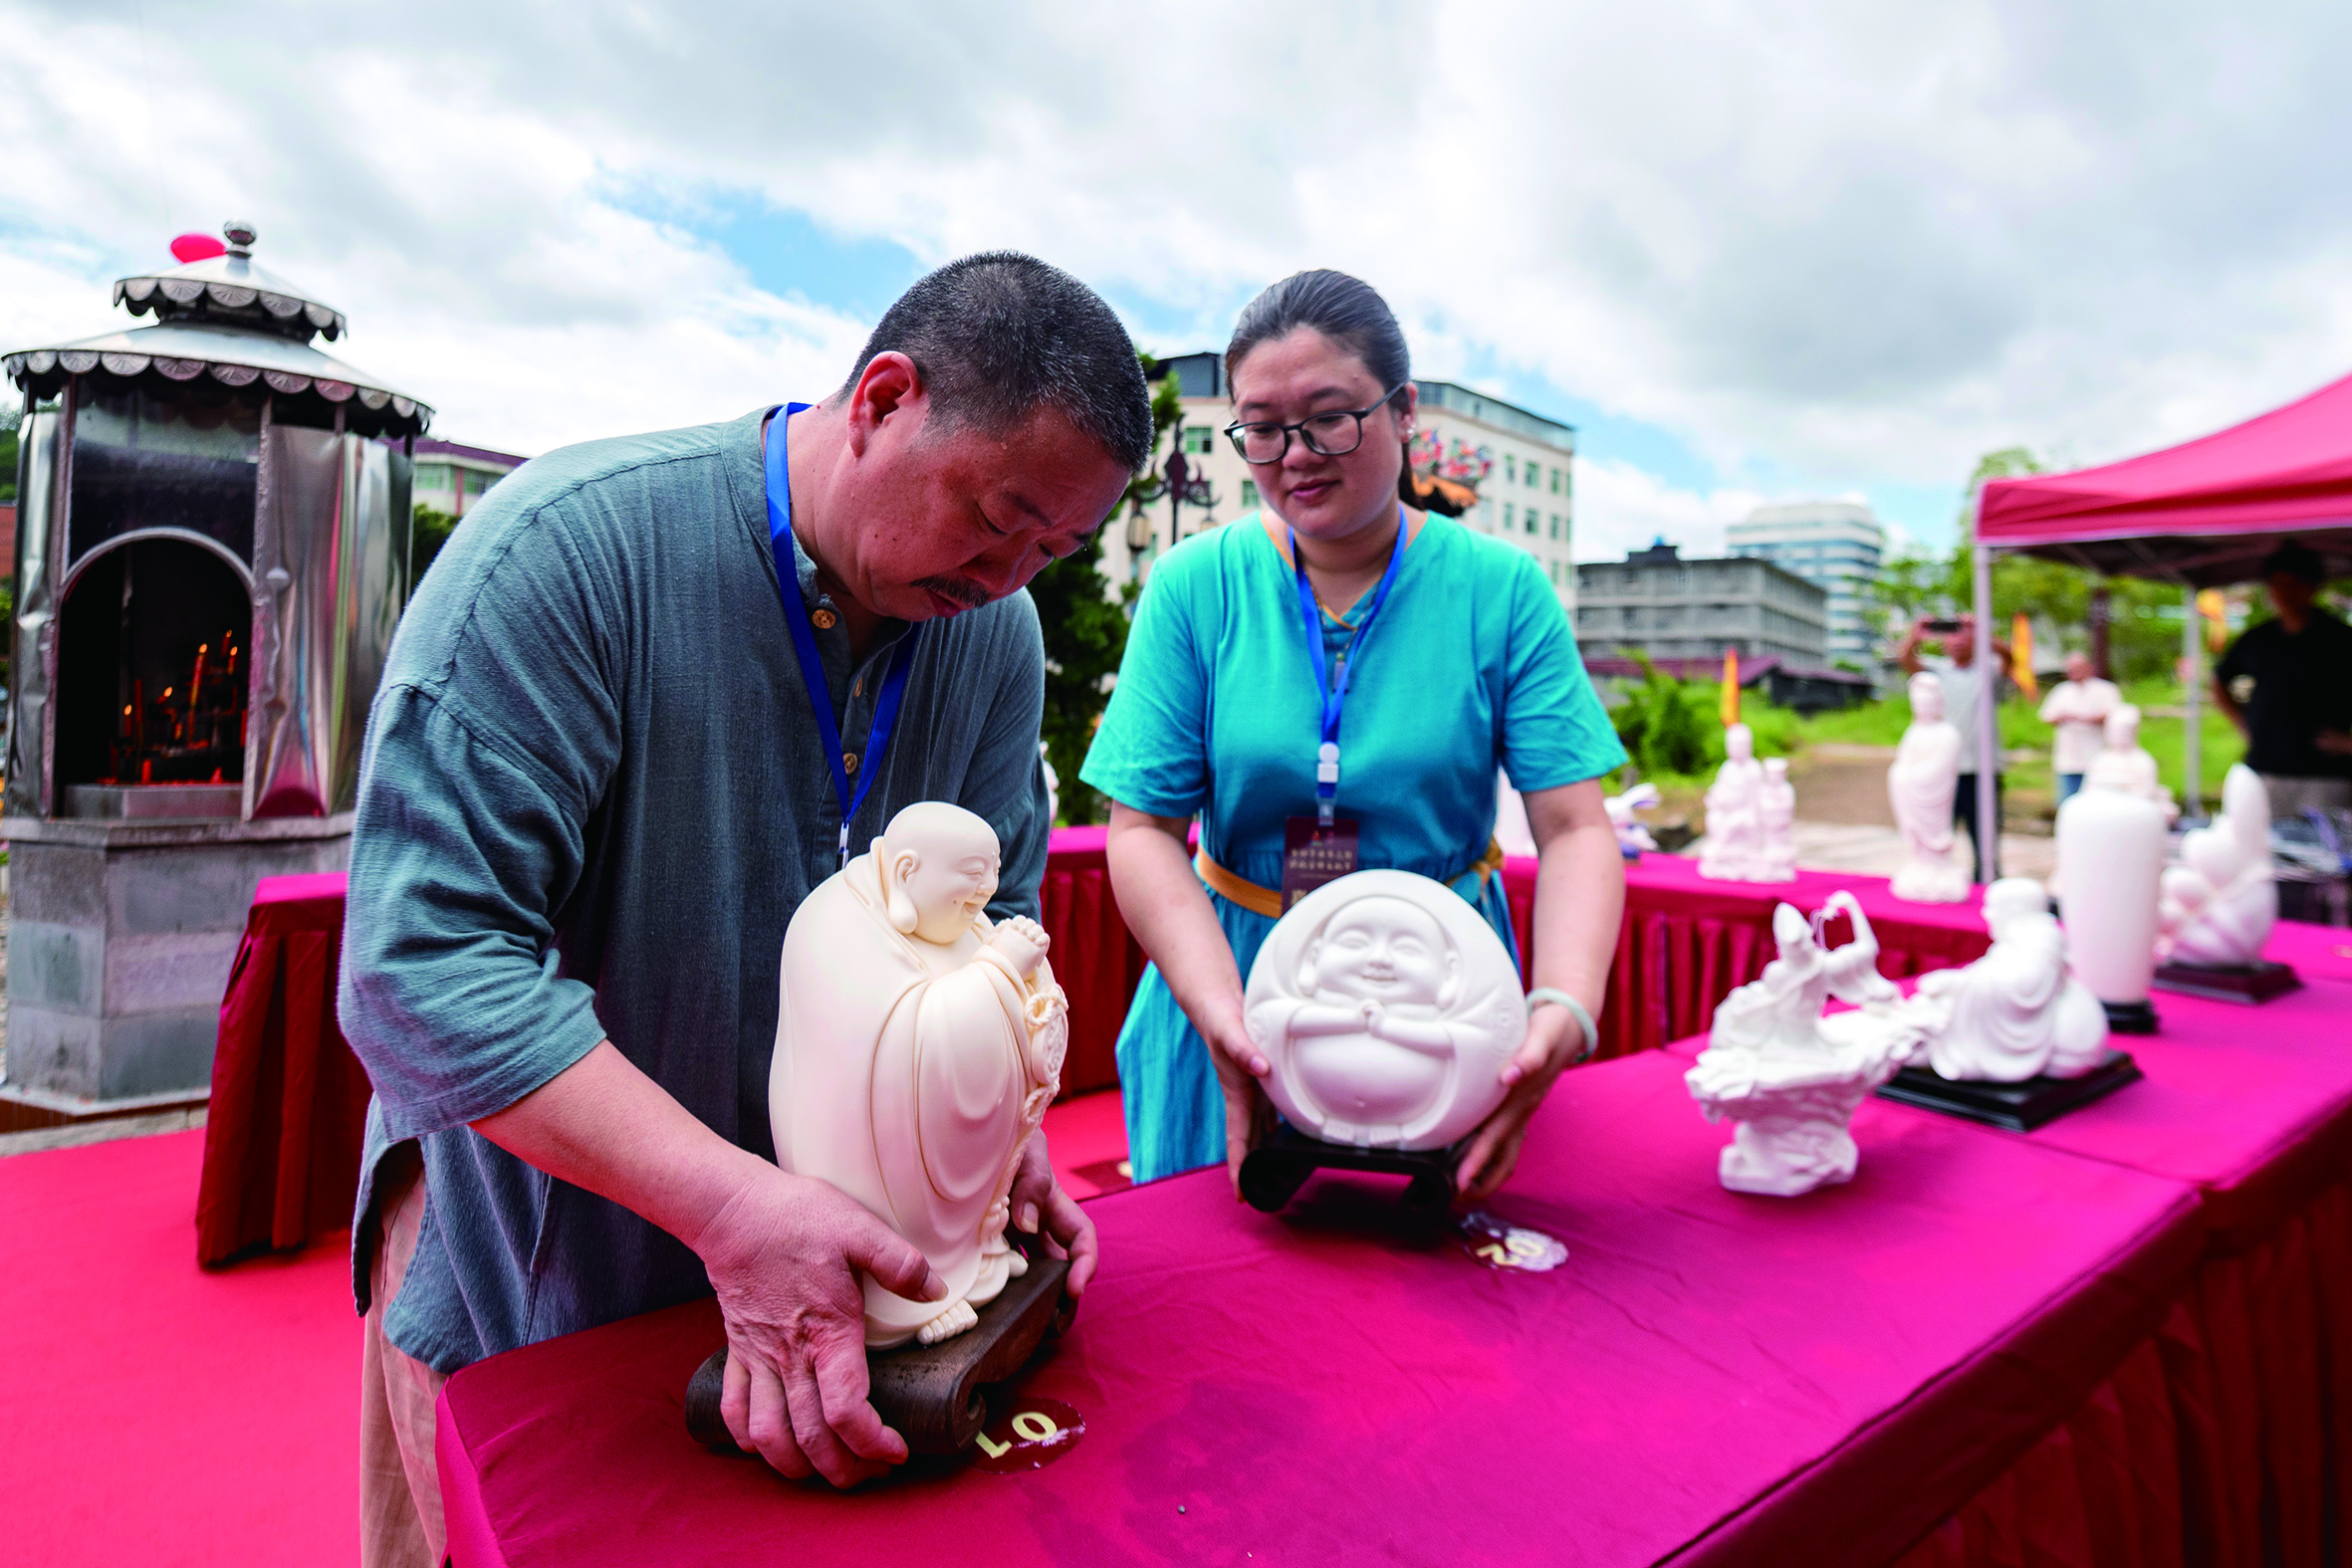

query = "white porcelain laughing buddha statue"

[771,802,1068,1348]
[1244,869,1527,1151]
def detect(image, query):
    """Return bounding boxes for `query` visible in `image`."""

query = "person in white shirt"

[2038,653,2122,804]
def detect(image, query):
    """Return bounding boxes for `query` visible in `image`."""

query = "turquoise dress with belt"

[1078,512,1627,1184]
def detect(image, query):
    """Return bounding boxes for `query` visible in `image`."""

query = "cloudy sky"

[3,0,2347,559]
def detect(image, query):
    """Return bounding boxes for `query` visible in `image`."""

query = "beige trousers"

[360,1147,449,1568]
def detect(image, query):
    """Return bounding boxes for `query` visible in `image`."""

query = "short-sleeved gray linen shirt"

[337,407,1052,1374]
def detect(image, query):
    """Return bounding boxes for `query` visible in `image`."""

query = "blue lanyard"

[765,403,921,867]
[1292,507,1409,827]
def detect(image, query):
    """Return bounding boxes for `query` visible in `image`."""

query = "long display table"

[435,1045,2203,1568]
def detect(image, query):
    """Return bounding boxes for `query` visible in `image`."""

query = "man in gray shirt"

[340,253,1149,1559]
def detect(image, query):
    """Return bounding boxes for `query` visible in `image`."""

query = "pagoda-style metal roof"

[4,221,431,438]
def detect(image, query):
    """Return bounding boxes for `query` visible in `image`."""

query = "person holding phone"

[1079,270,1628,1200]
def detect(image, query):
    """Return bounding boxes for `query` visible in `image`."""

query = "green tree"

[1608,653,1716,779]
[1031,356,1183,824]
[0,404,20,504]
[412,503,458,584]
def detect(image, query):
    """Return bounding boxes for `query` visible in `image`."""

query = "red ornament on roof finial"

[170,232,228,264]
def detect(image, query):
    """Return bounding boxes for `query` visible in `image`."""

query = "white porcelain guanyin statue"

[1700,724,1779,881]
[2158,765,2276,968]
[1244,869,1526,1151]
[2084,705,2178,823]
[1898,878,2108,1081]
[1888,673,1969,903]
[1759,758,1797,881]
[1685,894,1924,1197]
[771,802,1068,1348]
[1605,781,1661,855]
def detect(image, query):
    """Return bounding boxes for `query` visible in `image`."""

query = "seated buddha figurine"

[1245,869,1526,1152]
[1900,877,2107,1081]
[1699,724,1770,881]
[771,802,1068,1348]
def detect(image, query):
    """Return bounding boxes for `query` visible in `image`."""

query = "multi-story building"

[412,437,529,518]
[1724,501,1884,667]
[1573,541,1828,668]
[1109,352,1579,606]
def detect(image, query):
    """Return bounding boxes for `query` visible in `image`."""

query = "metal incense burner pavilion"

[1,222,430,1120]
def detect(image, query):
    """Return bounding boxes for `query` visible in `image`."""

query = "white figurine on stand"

[1888,673,1969,903]
[1759,758,1797,881]
[1699,724,1777,881]
[2056,758,2169,1029]
[2083,705,2178,822]
[772,802,1068,1348]
[2159,764,2277,967]
[1244,869,1526,1151]
[1899,878,2108,1081]
[1605,782,1661,855]
[1685,894,1923,1197]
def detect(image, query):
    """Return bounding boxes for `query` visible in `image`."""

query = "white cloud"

[1571,459,1760,562]
[0,0,2344,495]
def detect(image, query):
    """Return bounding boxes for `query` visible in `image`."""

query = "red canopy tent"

[1958,369,2352,871]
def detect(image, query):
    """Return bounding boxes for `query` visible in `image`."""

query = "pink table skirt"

[436,1048,2203,1568]
[195,871,369,1266]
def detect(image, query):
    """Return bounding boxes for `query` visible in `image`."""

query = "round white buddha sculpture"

[1685,894,1923,1197]
[1698,724,1773,881]
[1243,869,1526,1151]
[1899,878,2108,1081]
[1888,672,1969,903]
[771,802,1069,1348]
[2158,764,2277,968]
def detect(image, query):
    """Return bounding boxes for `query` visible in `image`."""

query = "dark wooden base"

[1238,1124,1463,1215]
[2151,960,2302,1005]
[1875,1049,2143,1132]
[2101,999,2160,1035]
[684,1236,1074,1456]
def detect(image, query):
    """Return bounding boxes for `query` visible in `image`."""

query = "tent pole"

[2182,582,2202,821]
[1972,505,1999,885]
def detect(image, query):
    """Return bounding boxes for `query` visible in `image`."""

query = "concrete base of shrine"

[0,812,351,1108]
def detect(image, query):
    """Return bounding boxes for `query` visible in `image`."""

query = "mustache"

[912,574,992,609]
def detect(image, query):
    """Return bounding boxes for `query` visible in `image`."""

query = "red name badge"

[1281,816,1361,910]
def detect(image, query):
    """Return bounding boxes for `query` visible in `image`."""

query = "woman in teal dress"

[1080,270,1628,1196]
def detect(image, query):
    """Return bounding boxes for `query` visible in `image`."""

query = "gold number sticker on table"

[1457,1211,1570,1272]
[968,1396,1086,1473]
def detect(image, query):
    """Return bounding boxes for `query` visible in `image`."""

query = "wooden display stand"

[1238,1124,1463,1216]
[1876,1048,2143,1133]
[683,1235,1075,1456]
[2151,959,2302,1005]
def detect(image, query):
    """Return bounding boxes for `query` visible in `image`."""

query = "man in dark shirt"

[2213,542,2352,816]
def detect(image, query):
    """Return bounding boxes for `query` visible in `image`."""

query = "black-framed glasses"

[1225,384,1407,465]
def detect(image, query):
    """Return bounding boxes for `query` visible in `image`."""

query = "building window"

[415,462,452,493]
[1505,455,1518,484]
[1182,425,1214,455]
[1548,514,1560,540]
[1241,479,1260,509]
[1528,462,1540,489]
[1525,508,1537,536]
[1505,503,1516,531]
[1549,467,1562,494]
[463,469,498,497]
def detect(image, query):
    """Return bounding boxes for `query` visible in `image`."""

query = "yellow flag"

[2196,588,2229,652]
[1721,648,1741,727]
[2010,613,2036,699]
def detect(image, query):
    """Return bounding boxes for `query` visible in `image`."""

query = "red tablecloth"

[1039,826,1148,1095]
[435,1048,2202,1568]
[195,872,366,1266]
[1678,962,2352,1568]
